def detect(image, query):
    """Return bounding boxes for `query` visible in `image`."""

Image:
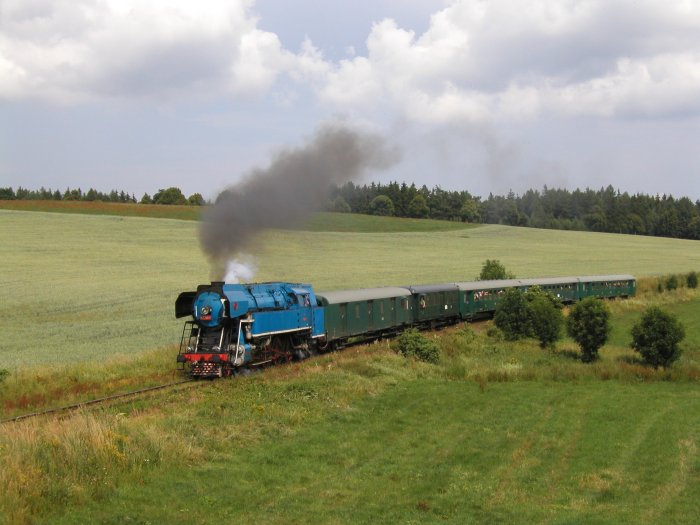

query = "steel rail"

[0,379,197,425]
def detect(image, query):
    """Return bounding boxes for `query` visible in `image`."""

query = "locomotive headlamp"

[201,306,212,315]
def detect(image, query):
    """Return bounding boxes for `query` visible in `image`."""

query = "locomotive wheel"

[267,335,294,365]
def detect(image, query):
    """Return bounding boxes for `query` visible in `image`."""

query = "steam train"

[176,275,635,377]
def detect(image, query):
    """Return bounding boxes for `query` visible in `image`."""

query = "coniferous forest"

[328,182,700,241]
[2,182,700,241]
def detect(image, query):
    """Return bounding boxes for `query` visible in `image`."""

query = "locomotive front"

[175,282,252,377]
[175,281,322,377]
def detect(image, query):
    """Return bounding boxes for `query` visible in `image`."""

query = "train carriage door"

[339,304,347,338]
[367,300,374,331]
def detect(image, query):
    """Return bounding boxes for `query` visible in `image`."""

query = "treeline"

[4,182,700,241]
[329,182,700,240]
[0,186,205,206]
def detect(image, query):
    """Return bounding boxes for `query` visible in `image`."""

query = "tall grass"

[15,340,697,525]
[1,293,698,524]
[0,410,175,524]
[0,347,178,419]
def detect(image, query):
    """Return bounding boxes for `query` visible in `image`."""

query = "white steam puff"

[223,257,257,284]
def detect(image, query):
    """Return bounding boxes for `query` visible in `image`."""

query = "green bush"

[0,369,8,384]
[528,292,563,348]
[567,297,611,362]
[631,307,685,369]
[665,274,679,291]
[493,286,563,347]
[494,289,531,340]
[485,324,503,340]
[687,271,698,289]
[396,329,440,364]
[478,259,515,280]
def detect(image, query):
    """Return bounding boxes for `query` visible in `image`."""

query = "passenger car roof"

[316,287,412,305]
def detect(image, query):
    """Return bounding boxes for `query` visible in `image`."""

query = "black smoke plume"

[199,121,400,278]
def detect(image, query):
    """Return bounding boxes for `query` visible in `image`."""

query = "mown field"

[0,205,699,524]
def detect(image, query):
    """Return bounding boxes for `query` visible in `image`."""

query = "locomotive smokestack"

[200,121,400,278]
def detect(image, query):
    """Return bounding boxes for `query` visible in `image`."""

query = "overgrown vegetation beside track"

[1,290,699,524]
[0,347,179,419]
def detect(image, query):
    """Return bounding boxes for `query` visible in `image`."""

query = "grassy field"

[0,200,471,232]
[1,209,700,369]
[1,207,699,524]
[1,318,697,524]
[48,380,699,525]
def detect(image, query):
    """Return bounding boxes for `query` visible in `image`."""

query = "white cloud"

[0,0,293,102]
[551,53,700,117]
[314,0,700,122]
[1,0,699,122]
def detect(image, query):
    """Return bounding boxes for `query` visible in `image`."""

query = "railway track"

[0,378,198,425]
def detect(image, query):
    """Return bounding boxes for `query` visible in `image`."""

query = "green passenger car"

[315,287,413,345]
[408,284,460,326]
[519,277,579,303]
[455,279,525,320]
[577,275,636,299]
[456,275,635,319]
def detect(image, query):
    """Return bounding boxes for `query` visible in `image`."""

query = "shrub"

[631,307,685,369]
[665,274,678,291]
[567,297,611,362]
[396,329,440,364]
[493,286,563,347]
[485,324,503,340]
[494,289,531,340]
[687,271,698,289]
[0,368,8,383]
[528,292,563,348]
[478,259,515,280]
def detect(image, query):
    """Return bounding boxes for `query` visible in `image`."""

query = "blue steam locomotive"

[176,275,635,377]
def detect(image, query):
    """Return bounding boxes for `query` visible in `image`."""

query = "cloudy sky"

[2,0,699,200]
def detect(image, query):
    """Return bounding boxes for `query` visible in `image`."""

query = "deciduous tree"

[478,259,515,280]
[566,297,611,362]
[631,307,685,369]
[369,195,395,216]
[494,289,531,341]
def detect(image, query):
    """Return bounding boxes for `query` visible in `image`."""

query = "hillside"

[0,200,470,232]
[0,207,699,524]
[1,209,699,368]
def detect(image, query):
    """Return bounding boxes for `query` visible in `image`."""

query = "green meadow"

[2,209,699,368]
[0,206,699,524]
